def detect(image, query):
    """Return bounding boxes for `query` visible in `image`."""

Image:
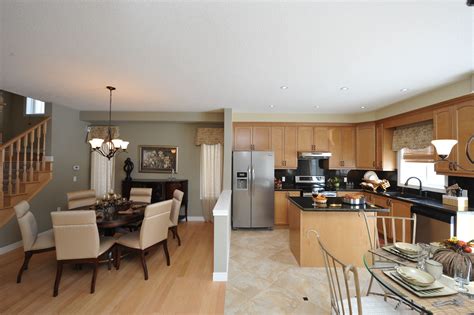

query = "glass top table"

[363,248,474,314]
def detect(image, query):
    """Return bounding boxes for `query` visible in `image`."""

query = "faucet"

[404,176,423,196]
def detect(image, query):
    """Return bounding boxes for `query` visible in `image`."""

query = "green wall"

[113,121,223,218]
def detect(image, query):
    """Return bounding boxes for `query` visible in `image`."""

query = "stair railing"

[0,117,51,208]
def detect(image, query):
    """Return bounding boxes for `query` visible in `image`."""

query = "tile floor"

[225,228,370,314]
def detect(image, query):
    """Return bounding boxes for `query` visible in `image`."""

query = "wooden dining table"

[364,248,474,314]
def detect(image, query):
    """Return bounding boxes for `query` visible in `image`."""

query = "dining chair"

[168,189,184,246]
[67,189,96,210]
[361,211,417,296]
[50,210,115,297]
[115,200,171,280]
[129,188,152,203]
[309,230,399,314]
[14,201,55,283]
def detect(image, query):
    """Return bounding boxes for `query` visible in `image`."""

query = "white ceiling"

[0,1,473,114]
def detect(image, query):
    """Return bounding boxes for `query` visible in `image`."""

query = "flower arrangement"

[441,236,474,254]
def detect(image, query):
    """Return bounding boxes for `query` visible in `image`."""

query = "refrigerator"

[232,151,274,229]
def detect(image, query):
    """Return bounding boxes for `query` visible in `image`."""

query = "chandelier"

[89,86,129,160]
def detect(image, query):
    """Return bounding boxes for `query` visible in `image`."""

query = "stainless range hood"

[298,151,332,159]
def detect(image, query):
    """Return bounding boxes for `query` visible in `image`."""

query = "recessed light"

[360,106,366,109]
[280,86,288,90]
[340,86,349,91]
[269,105,275,108]
[314,105,320,109]
[400,88,409,92]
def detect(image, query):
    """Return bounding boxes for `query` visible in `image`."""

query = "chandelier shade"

[89,86,129,160]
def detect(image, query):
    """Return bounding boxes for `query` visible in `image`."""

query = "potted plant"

[327,177,340,189]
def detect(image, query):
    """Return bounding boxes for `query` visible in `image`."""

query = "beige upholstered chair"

[310,230,399,314]
[116,200,171,280]
[129,188,152,203]
[67,189,96,210]
[169,189,184,246]
[14,201,55,283]
[51,210,115,297]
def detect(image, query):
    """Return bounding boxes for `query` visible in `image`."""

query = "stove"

[294,176,336,197]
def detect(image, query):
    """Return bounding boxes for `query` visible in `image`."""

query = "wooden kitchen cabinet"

[297,126,330,152]
[297,127,314,151]
[274,190,301,225]
[356,123,376,169]
[375,123,396,171]
[272,126,297,169]
[234,126,271,151]
[433,107,455,174]
[391,199,413,243]
[329,127,356,169]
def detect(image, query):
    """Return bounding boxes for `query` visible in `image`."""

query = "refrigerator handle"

[248,166,251,197]
[252,167,255,196]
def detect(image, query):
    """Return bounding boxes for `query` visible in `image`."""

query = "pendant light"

[89,86,129,160]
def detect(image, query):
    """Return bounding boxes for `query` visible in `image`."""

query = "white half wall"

[213,190,232,282]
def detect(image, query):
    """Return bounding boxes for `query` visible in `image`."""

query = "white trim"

[0,240,23,255]
[212,190,231,217]
[187,216,205,221]
[213,272,228,282]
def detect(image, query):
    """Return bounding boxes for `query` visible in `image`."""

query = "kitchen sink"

[381,191,423,201]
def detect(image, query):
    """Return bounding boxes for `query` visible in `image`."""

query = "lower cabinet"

[274,190,301,225]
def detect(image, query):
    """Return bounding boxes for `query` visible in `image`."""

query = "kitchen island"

[288,197,389,267]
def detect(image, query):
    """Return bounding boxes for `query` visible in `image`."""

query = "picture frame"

[138,145,178,173]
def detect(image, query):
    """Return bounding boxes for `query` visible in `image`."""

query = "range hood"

[298,151,332,159]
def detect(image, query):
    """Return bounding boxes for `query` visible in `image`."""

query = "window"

[397,149,446,192]
[25,97,45,115]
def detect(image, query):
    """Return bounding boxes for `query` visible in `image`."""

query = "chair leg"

[170,227,176,239]
[91,260,98,294]
[115,246,121,270]
[140,251,148,280]
[163,240,170,266]
[53,261,63,297]
[366,275,374,296]
[107,250,112,271]
[17,251,33,283]
[174,226,181,246]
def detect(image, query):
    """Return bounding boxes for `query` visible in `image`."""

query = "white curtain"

[90,151,115,198]
[200,143,223,222]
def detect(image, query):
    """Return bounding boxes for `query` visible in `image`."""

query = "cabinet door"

[252,127,272,151]
[375,124,396,171]
[284,127,298,168]
[274,191,289,225]
[356,124,376,169]
[454,103,474,174]
[234,126,252,151]
[375,124,383,170]
[271,127,285,168]
[297,127,314,151]
[391,200,413,243]
[313,127,329,152]
[341,127,356,168]
[373,195,392,240]
[433,107,455,174]
[328,127,342,168]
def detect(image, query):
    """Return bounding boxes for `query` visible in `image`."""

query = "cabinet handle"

[283,160,286,166]
[372,161,375,167]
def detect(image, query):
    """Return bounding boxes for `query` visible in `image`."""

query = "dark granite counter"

[289,197,389,212]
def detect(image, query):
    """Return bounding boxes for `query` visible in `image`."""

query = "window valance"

[195,128,224,145]
[86,126,120,142]
[392,121,433,151]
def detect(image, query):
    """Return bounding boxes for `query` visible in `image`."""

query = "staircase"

[0,118,53,228]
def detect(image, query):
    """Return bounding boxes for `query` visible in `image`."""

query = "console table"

[122,179,189,221]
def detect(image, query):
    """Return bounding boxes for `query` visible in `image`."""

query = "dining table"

[364,248,474,314]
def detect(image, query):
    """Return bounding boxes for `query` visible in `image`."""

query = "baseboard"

[187,216,205,222]
[213,272,228,282]
[0,240,23,255]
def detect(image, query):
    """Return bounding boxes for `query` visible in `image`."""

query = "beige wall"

[112,121,223,218]
[0,103,90,247]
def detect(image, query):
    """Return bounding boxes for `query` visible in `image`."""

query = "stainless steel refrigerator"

[232,151,274,229]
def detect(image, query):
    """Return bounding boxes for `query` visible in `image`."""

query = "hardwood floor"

[0,222,225,314]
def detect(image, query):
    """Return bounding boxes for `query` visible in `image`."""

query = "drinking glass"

[454,256,472,293]
[311,192,318,206]
[416,243,431,270]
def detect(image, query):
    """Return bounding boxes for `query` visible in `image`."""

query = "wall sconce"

[431,137,474,172]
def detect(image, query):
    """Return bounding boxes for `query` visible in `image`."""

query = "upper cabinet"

[234,126,271,151]
[356,123,376,169]
[272,126,297,169]
[375,123,396,171]
[297,126,330,152]
[433,100,474,177]
[328,126,356,169]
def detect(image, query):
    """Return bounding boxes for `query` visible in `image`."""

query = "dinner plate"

[363,171,379,181]
[396,266,435,287]
[394,242,421,255]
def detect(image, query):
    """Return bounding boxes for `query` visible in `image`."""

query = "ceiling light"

[400,88,409,92]
[280,86,288,90]
[269,105,275,108]
[340,87,349,91]
[314,105,320,109]
[360,106,366,109]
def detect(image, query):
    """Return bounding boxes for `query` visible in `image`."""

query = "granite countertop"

[289,197,389,212]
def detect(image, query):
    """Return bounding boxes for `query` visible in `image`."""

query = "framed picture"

[138,145,178,173]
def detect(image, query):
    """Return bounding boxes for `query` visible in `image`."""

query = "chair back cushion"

[14,201,38,251]
[67,190,96,210]
[51,210,100,260]
[129,188,152,203]
[140,200,172,249]
[169,189,184,226]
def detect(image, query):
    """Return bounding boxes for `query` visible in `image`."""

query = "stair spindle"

[8,144,13,195]
[15,140,21,193]
[0,148,4,208]
[22,135,27,182]
[36,125,41,172]
[29,131,34,181]
[42,122,47,171]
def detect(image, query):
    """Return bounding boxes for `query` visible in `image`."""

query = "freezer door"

[232,151,252,228]
[251,151,274,228]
